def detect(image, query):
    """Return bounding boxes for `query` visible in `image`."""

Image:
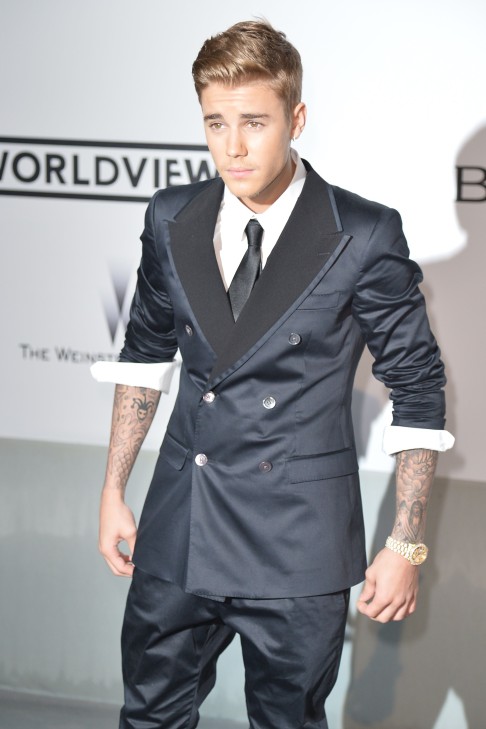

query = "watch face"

[410,545,428,565]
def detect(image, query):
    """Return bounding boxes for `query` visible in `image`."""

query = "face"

[201,82,306,213]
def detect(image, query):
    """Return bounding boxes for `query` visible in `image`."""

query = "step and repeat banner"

[1,0,485,482]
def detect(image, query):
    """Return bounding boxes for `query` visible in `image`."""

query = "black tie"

[228,219,264,321]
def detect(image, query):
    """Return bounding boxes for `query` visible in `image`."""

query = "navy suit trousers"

[119,568,349,729]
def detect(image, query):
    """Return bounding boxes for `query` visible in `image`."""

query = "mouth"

[226,168,254,178]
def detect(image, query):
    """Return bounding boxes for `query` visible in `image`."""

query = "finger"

[358,592,395,620]
[370,595,415,623]
[371,605,404,623]
[392,600,416,622]
[102,544,134,577]
[357,600,382,620]
[104,554,134,577]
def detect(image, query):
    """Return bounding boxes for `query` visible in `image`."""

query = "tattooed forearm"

[392,449,438,543]
[104,384,161,491]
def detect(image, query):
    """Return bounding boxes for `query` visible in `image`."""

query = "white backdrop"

[1,1,485,471]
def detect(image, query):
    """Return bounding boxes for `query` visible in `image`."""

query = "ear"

[291,102,307,141]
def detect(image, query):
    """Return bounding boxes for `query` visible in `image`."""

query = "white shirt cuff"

[90,361,178,393]
[382,425,455,455]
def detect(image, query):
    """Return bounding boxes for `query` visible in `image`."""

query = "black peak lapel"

[209,168,351,382]
[168,178,236,356]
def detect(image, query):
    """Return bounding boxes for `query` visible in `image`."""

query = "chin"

[226,181,259,199]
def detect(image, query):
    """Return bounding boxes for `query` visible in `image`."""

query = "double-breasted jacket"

[120,162,446,599]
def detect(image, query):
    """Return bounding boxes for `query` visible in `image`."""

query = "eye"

[247,120,263,129]
[209,122,224,131]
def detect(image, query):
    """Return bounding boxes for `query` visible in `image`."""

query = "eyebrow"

[203,113,271,121]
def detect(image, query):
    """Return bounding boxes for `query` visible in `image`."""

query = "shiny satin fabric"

[120,569,349,729]
[119,163,446,600]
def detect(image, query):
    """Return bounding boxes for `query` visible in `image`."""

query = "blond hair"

[192,20,303,117]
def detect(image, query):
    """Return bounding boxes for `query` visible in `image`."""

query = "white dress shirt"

[91,149,454,455]
[214,149,307,289]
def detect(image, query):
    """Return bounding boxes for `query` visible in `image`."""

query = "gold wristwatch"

[385,536,429,565]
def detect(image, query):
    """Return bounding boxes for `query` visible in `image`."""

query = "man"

[93,20,453,729]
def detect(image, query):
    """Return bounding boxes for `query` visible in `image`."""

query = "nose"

[226,129,246,158]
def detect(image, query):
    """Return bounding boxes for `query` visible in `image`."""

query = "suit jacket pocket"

[160,432,189,471]
[287,447,358,484]
[297,291,341,310]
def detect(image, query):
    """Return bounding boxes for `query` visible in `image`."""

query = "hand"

[99,489,137,577]
[356,548,419,623]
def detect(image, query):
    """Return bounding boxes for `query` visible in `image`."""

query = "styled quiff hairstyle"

[192,20,303,118]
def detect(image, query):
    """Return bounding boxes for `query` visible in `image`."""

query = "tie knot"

[245,219,264,249]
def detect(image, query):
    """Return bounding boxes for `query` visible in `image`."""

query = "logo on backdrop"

[18,262,135,364]
[103,261,134,344]
[0,136,216,202]
[456,166,486,202]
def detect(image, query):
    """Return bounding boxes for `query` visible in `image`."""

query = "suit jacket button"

[262,396,276,409]
[288,332,301,346]
[259,461,273,473]
[185,324,193,336]
[203,391,216,403]
[195,453,208,466]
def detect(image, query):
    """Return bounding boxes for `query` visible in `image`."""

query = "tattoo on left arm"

[392,449,438,543]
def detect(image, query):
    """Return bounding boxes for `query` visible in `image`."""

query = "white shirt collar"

[220,148,306,237]
[216,150,307,287]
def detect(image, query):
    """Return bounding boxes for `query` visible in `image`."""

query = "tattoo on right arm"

[105,385,161,491]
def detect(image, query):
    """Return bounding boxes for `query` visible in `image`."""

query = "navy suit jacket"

[120,161,446,599]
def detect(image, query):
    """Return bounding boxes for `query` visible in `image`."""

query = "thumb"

[126,531,137,558]
[357,577,375,606]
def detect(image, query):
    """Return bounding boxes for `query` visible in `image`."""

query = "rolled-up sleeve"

[91,192,179,391]
[352,207,448,432]
[90,360,178,392]
[119,191,178,365]
[382,424,454,455]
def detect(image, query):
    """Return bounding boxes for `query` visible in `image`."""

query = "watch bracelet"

[386,536,416,559]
